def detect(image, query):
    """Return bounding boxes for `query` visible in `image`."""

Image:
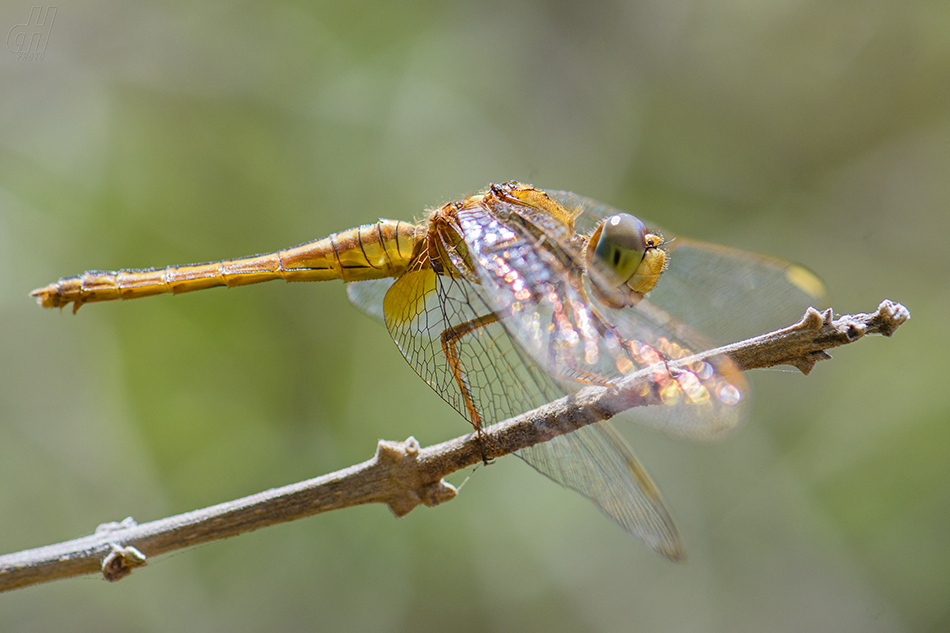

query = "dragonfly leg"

[440,312,500,464]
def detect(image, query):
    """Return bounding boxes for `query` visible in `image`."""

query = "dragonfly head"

[587,213,668,307]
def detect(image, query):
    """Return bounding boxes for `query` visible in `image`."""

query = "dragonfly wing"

[383,267,561,434]
[346,278,395,325]
[546,189,827,344]
[381,261,684,556]
[652,237,826,344]
[448,203,624,388]
[519,422,684,560]
[599,296,749,441]
[544,188,830,440]
[455,199,747,443]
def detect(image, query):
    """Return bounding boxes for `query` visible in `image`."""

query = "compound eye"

[593,213,648,285]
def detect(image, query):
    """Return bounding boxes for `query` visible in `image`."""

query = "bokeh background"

[1,1,946,631]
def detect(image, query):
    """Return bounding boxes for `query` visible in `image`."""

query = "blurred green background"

[1,0,946,631]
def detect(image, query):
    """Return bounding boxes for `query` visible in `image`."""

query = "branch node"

[375,437,419,465]
[789,356,818,375]
[95,517,138,535]
[801,306,828,330]
[376,437,455,517]
[420,481,458,508]
[873,299,910,336]
[386,496,419,517]
[836,317,867,341]
[101,543,147,582]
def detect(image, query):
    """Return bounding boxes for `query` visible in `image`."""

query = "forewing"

[457,198,747,442]
[544,189,831,440]
[596,296,748,441]
[449,204,623,389]
[653,238,826,344]
[378,218,684,556]
[353,187,822,551]
[546,189,827,343]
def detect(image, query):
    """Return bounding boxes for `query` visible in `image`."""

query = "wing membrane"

[460,196,748,442]
[548,189,827,344]
[377,226,685,556]
[346,278,394,325]
[519,423,684,560]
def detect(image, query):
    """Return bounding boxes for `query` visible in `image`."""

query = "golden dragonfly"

[32,181,824,559]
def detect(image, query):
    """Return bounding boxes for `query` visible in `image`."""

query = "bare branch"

[0,300,909,592]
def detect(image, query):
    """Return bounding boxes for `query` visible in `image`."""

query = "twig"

[0,300,909,592]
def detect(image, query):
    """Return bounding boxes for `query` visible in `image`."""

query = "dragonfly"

[32,181,824,559]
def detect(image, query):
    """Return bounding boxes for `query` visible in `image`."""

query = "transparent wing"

[594,295,748,441]
[547,189,827,344]
[654,238,826,344]
[456,199,748,443]
[519,423,684,560]
[378,227,684,557]
[383,266,555,431]
[545,189,830,440]
[346,278,395,325]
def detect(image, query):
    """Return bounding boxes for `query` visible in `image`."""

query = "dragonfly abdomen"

[31,220,421,312]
